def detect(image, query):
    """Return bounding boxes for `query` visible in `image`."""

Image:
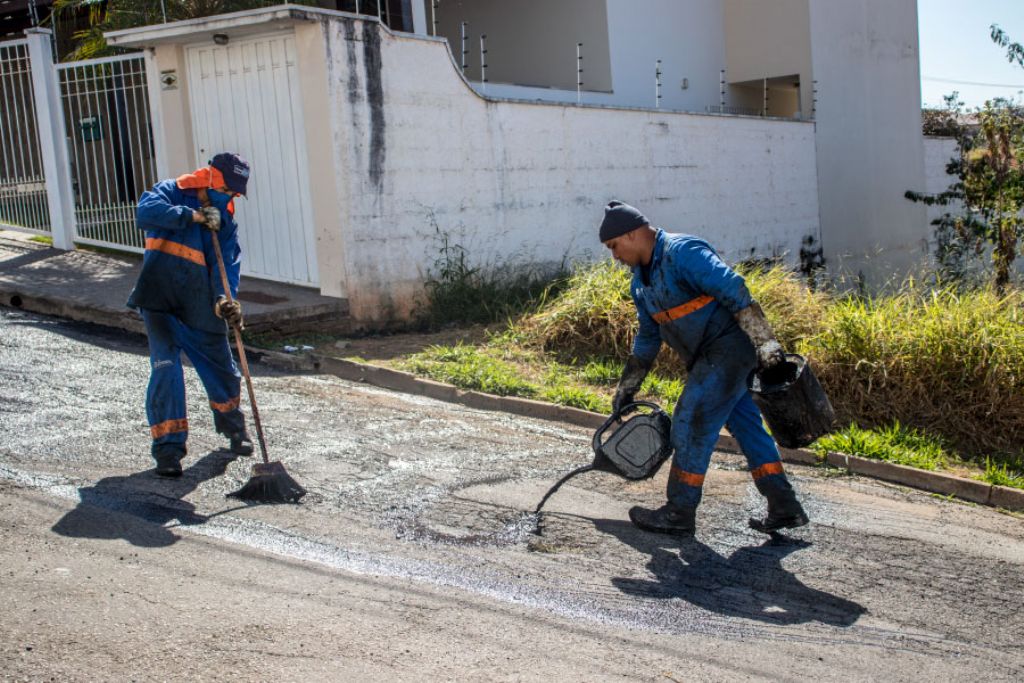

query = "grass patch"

[540,384,609,412]
[400,343,539,397]
[812,422,950,471]
[392,338,682,413]
[978,457,1024,490]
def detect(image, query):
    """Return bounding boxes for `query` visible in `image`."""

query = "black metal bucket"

[534,402,671,514]
[748,353,836,449]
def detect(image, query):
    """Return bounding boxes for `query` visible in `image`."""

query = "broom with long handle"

[206,212,306,504]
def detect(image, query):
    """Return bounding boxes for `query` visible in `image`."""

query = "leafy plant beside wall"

[908,24,1024,292]
[49,0,320,59]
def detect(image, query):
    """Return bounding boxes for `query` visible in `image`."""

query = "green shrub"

[809,286,1024,458]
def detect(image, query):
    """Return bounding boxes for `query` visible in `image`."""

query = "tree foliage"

[51,0,309,60]
[908,25,1024,291]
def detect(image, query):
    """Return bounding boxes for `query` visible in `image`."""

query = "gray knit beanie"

[599,200,648,242]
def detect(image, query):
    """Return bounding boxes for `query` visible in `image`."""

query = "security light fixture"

[213,33,229,46]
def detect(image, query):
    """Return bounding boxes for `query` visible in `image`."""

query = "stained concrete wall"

[808,0,928,284]
[315,15,820,321]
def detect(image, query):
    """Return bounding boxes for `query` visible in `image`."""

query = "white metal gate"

[0,33,156,253]
[0,39,50,236]
[186,34,320,287]
[58,54,157,252]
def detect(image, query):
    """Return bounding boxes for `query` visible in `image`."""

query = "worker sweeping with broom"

[127,152,253,478]
[599,200,808,537]
[127,153,303,502]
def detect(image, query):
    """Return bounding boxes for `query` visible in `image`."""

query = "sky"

[919,0,1024,109]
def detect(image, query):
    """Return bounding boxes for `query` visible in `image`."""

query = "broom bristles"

[227,461,306,504]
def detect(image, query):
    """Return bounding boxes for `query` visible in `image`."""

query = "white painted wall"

[431,0,613,93]
[808,0,928,284]
[317,15,820,321]
[603,0,727,112]
[423,0,728,113]
[922,136,958,234]
[724,0,812,117]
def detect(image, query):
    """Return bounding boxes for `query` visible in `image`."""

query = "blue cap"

[209,152,250,196]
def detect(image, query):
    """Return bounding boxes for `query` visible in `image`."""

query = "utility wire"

[923,76,1024,88]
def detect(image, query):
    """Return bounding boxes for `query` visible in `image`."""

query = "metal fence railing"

[58,53,157,253]
[0,38,51,236]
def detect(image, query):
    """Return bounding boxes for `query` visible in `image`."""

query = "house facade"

[103,1,929,322]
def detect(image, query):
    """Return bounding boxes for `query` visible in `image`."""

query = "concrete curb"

[262,348,1024,513]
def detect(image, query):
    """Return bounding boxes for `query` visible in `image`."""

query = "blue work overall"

[629,229,795,508]
[127,179,245,459]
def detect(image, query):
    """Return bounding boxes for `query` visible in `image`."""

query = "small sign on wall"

[160,70,178,90]
[79,115,102,142]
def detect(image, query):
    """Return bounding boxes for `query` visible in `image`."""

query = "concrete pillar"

[142,47,170,179]
[25,29,76,251]
[411,0,428,35]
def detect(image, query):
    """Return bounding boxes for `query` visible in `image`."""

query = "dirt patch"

[330,325,492,361]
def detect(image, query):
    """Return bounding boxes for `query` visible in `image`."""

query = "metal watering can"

[534,401,672,514]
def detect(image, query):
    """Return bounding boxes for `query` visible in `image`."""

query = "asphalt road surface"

[2,308,1023,681]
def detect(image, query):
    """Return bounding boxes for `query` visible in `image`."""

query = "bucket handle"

[592,401,663,453]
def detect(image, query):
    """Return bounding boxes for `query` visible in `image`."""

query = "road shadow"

[595,518,866,627]
[51,450,242,547]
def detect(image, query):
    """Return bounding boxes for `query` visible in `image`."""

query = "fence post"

[143,48,169,180]
[25,28,75,251]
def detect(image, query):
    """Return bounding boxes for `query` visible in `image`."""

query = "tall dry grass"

[517,259,1024,461]
[518,260,636,361]
[808,287,1024,457]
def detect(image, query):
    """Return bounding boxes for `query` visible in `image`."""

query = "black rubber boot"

[628,502,697,536]
[229,432,254,456]
[153,450,184,478]
[749,485,809,533]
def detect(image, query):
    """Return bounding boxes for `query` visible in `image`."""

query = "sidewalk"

[0,232,348,335]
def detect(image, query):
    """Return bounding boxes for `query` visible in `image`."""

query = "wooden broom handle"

[200,189,270,465]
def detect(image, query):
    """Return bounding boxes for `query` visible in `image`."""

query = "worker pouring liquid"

[126,152,253,477]
[600,200,809,536]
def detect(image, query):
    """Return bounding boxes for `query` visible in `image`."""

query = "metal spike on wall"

[576,42,583,104]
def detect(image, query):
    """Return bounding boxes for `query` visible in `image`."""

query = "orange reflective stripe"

[150,418,188,439]
[209,396,240,413]
[145,238,206,267]
[651,295,714,325]
[750,461,785,480]
[671,464,705,487]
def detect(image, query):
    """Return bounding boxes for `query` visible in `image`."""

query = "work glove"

[735,302,785,371]
[214,297,244,330]
[201,206,221,232]
[612,355,653,414]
